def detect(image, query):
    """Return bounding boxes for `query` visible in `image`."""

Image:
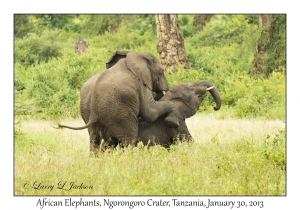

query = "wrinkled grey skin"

[137,80,221,148]
[57,51,179,153]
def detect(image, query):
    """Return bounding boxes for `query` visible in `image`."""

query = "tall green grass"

[14,115,285,196]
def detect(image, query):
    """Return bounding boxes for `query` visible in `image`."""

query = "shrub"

[186,15,260,74]
[178,15,199,38]
[166,67,285,119]
[133,15,157,36]
[14,14,285,120]
[233,72,285,119]
[14,15,35,38]
[79,15,129,36]
[14,30,71,66]
[15,47,110,118]
[261,129,286,169]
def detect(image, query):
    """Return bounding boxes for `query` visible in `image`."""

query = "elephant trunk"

[198,80,222,111]
[208,86,222,111]
[154,78,169,100]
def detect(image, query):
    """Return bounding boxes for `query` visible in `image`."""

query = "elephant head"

[161,80,221,119]
[106,51,169,94]
[137,80,221,148]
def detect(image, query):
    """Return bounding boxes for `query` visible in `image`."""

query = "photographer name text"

[24,181,93,191]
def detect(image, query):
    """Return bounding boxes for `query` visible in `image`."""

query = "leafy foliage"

[15,47,109,118]
[79,15,128,36]
[262,129,286,169]
[14,30,72,66]
[14,15,35,38]
[132,15,156,36]
[35,14,74,30]
[186,15,260,74]
[14,14,285,120]
[166,66,285,119]
[178,15,199,37]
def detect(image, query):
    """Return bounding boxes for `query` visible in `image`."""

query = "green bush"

[14,30,72,66]
[14,14,285,120]
[233,72,285,119]
[36,14,74,30]
[178,15,199,37]
[261,129,286,169]
[14,15,35,38]
[15,47,110,118]
[186,15,260,74]
[166,67,285,120]
[79,15,129,36]
[133,15,157,36]
[188,15,258,47]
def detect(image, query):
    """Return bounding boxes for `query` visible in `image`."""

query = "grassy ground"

[14,114,286,196]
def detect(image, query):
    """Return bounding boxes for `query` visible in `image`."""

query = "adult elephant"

[57,51,179,153]
[137,80,221,148]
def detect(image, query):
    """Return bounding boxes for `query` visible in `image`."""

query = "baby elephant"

[137,80,221,148]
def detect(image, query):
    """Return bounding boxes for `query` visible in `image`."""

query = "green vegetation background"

[14,14,286,120]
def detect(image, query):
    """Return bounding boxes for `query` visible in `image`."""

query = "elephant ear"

[106,50,130,69]
[125,52,153,90]
[173,100,196,120]
[182,107,196,119]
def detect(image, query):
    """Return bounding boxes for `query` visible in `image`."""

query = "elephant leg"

[101,137,118,151]
[141,100,179,128]
[118,136,138,148]
[88,125,101,155]
[108,123,138,148]
[171,120,193,143]
[100,136,135,149]
[164,110,180,128]
[175,134,193,142]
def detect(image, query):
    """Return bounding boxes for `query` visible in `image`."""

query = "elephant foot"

[164,114,179,128]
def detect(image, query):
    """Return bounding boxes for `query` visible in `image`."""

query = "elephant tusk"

[162,91,166,95]
[206,86,214,91]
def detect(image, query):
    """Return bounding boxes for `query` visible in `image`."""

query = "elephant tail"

[55,119,96,130]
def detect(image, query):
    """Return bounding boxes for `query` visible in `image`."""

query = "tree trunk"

[252,14,286,77]
[259,14,272,27]
[256,15,273,56]
[193,14,213,29]
[155,14,190,72]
